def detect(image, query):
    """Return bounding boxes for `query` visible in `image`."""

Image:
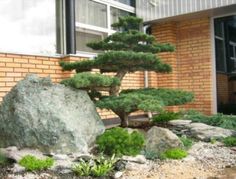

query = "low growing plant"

[179,136,194,149]
[72,155,116,177]
[0,152,9,166]
[152,111,180,123]
[223,137,236,147]
[183,110,236,130]
[96,127,145,156]
[143,150,159,160]
[161,148,188,160]
[19,155,54,171]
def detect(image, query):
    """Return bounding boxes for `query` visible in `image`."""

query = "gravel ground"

[122,142,236,179]
[1,142,236,179]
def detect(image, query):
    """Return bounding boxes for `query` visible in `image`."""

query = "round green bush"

[162,148,188,159]
[96,127,145,156]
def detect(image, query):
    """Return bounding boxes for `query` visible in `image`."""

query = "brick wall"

[151,17,214,114]
[0,53,145,119]
[0,17,216,117]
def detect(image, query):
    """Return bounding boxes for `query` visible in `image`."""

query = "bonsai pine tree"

[60,16,194,127]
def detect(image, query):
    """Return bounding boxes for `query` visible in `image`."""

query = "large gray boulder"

[0,74,105,154]
[145,126,183,154]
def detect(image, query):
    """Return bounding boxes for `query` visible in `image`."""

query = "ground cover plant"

[0,152,9,166]
[179,136,194,150]
[96,127,145,156]
[60,16,194,127]
[223,137,236,147]
[72,155,116,177]
[160,148,188,160]
[152,111,181,123]
[183,110,236,130]
[19,155,54,171]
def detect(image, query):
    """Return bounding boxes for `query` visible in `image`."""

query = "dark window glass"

[214,21,223,37]
[215,38,226,72]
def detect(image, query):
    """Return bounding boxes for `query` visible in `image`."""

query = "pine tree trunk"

[109,71,127,96]
[120,113,129,128]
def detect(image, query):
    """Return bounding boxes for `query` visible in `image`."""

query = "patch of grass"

[161,148,188,160]
[179,136,194,149]
[96,127,145,156]
[72,155,116,177]
[152,111,181,123]
[19,155,54,171]
[223,137,236,147]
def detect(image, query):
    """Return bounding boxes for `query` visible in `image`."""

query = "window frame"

[75,0,135,57]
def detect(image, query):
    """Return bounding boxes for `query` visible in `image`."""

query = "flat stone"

[1,148,45,162]
[52,154,69,161]
[189,123,236,141]
[168,120,192,127]
[122,155,146,164]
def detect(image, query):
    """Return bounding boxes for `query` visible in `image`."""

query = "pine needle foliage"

[60,16,194,127]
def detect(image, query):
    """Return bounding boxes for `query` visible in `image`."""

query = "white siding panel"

[136,0,236,21]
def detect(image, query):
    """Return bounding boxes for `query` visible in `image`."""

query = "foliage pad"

[60,16,194,127]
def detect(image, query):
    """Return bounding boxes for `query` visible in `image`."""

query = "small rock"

[1,148,45,162]
[52,154,69,160]
[11,163,25,173]
[73,153,93,161]
[114,171,123,178]
[122,155,146,164]
[114,160,127,171]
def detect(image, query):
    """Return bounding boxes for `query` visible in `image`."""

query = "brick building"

[0,0,235,119]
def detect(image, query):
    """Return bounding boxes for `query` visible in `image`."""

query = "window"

[75,0,107,28]
[113,0,135,6]
[75,0,135,55]
[0,0,57,55]
[110,7,132,29]
[76,30,107,53]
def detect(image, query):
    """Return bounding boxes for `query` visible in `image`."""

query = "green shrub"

[19,155,54,171]
[161,148,188,160]
[179,136,193,149]
[223,137,236,147]
[72,155,116,177]
[152,111,180,123]
[96,127,145,156]
[183,110,236,130]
